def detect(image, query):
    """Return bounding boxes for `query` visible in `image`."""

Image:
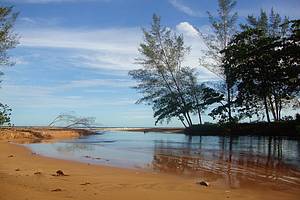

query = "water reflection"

[55,143,95,153]
[152,136,300,188]
[25,132,300,189]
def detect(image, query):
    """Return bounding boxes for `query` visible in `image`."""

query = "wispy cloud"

[19,28,140,53]
[17,27,142,70]
[169,0,203,17]
[16,22,217,78]
[0,78,135,109]
[62,79,135,89]
[18,17,63,27]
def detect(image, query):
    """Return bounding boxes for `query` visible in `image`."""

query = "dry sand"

[0,128,299,200]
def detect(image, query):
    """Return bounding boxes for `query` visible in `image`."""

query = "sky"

[0,0,299,127]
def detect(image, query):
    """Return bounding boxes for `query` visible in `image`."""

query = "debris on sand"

[196,180,209,187]
[80,182,91,186]
[83,155,91,158]
[51,188,62,192]
[56,170,66,176]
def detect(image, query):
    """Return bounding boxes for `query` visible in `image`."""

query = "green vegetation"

[200,0,238,123]
[0,103,11,126]
[0,6,19,126]
[130,0,300,133]
[129,15,221,127]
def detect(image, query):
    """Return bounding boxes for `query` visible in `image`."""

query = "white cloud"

[176,22,199,38]
[19,28,140,54]
[18,27,142,70]
[62,78,135,89]
[15,23,218,80]
[18,17,63,27]
[169,0,203,17]
[176,22,219,81]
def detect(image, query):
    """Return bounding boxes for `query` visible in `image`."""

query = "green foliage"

[0,6,19,67]
[199,0,238,123]
[207,0,238,48]
[0,103,11,126]
[129,14,192,127]
[0,6,18,126]
[241,8,289,37]
[222,18,300,122]
[129,14,222,127]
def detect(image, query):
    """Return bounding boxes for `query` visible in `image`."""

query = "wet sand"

[0,128,300,200]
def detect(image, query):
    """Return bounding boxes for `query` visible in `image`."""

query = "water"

[25,131,300,188]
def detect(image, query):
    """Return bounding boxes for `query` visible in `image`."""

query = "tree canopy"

[0,5,18,126]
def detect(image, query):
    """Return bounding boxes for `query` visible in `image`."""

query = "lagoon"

[25,131,300,188]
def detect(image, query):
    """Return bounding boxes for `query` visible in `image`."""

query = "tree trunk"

[268,96,277,121]
[264,97,271,123]
[197,108,202,125]
[180,117,187,128]
[157,31,193,127]
[227,83,232,122]
[157,70,191,127]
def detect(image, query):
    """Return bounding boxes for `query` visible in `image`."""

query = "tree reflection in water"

[152,136,300,188]
[55,143,95,153]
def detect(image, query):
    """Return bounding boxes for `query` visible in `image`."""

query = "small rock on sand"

[34,171,42,175]
[56,170,65,176]
[8,155,14,158]
[15,168,20,171]
[196,180,210,187]
[51,188,62,192]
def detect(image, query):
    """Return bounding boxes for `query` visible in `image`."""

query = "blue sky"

[1,0,299,127]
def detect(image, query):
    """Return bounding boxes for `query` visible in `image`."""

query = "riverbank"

[0,128,300,200]
[185,120,300,136]
[0,127,94,141]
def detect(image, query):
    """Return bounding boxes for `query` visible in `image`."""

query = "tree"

[232,9,296,122]
[129,14,194,127]
[0,6,18,67]
[222,19,299,122]
[48,112,97,128]
[0,5,19,126]
[199,0,238,123]
[179,67,223,124]
[0,103,11,126]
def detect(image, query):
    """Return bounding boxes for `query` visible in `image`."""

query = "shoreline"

[1,128,300,199]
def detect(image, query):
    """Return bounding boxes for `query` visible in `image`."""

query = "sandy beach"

[0,128,299,200]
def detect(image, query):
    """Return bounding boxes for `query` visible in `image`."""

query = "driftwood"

[48,112,96,128]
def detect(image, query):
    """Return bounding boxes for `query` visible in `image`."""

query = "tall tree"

[0,6,18,68]
[129,14,193,127]
[0,5,19,126]
[0,103,11,126]
[199,0,238,123]
[223,19,299,122]
[237,9,292,122]
[130,15,220,127]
